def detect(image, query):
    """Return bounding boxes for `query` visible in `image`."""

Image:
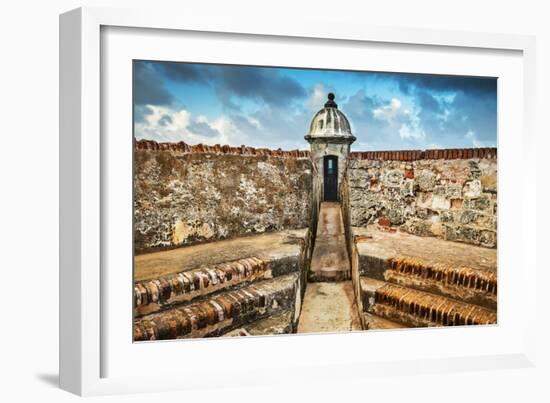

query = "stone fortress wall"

[348,148,497,248]
[134,140,313,253]
[132,93,498,339]
[133,140,498,340]
[134,140,497,253]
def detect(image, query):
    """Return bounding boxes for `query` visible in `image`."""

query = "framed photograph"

[60,6,536,396]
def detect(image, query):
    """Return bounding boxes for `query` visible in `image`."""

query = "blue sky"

[134,60,497,151]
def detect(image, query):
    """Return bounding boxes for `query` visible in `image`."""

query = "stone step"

[134,273,300,341]
[135,256,269,317]
[135,229,310,281]
[383,256,497,310]
[360,277,497,328]
[308,247,351,282]
[353,226,497,309]
[223,310,294,336]
[363,313,406,330]
[134,230,310,317]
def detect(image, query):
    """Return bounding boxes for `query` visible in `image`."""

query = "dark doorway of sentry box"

[323,155,338,201]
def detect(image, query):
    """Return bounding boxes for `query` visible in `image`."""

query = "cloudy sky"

[134,60,497,151]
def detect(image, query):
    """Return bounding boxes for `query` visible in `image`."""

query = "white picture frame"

[59,6,537,396]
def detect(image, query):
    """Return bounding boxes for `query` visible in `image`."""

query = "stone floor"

[297,282,361,333]
[298,202,361,333]
[135,228,308,281]
[354,226,496,273]
[308,202,350,281]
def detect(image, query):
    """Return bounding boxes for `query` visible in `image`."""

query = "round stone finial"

[324,93,338,108]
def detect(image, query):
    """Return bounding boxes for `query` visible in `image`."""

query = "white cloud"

[397,105,426,141]
[136,101,310,150]
[373,98,402,122]
[399,123,426,141]
[195,115,209,123]
[306,84,333,112]
[247,117,262,130]
[135,105,250,145]
[209,116,243,144]
[135,105,192,142]
[355,141,372,150]
[464,130,492,147]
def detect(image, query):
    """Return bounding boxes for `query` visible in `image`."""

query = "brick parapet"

[135,139,310,159]
[136,140,496,161]
[135,140,497,161]
[350,148,497,161]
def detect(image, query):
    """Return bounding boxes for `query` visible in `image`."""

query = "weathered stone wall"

[134,141,312,253]
[348,148,497,248]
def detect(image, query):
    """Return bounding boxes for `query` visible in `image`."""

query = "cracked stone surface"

[297,282,361,333]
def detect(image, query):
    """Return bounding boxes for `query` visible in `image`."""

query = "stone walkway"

[297,282,361,333]
[298,202,362,333]
[308,202,351,281]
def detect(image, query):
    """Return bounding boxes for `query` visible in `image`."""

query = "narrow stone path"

[298,202,362,333]
[298,282,362,333]
[308,202,350,282]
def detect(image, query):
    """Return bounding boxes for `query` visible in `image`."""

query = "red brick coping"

[135,140,496,161]
[350,148,497,161]
[135,139,310,158]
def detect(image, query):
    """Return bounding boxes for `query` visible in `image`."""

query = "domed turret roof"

[305,93,355,141]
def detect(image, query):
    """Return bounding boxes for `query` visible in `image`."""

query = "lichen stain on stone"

[431,194,451,210]
[134,150,312,253]
[480,174,497,191]
[349,157,497,248]
[172,221,214,245]
[463,179,482,199]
